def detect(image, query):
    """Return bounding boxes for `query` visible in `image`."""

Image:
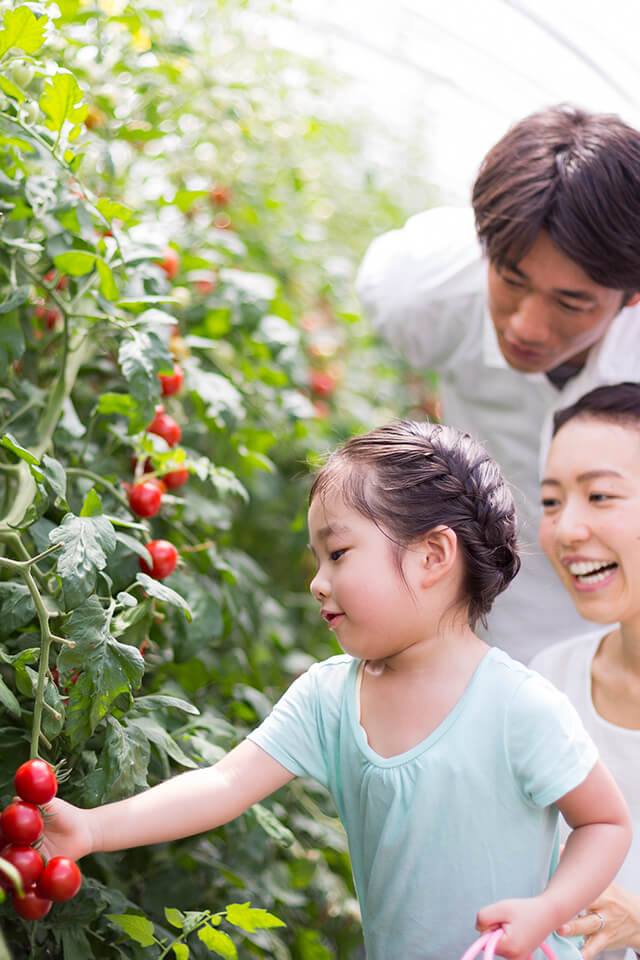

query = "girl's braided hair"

[309,420,520,629]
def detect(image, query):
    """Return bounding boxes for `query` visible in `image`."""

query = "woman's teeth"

[568,560,617,584]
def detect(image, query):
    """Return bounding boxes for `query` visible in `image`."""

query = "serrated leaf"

[80,488,102,517]
[49,513,116,608]
[0,676,21,718]
[106,914,156,947]
[98,715,150,801]
[225,903,286,932]
[0,433,39,464]
[53,250,96,276]
[164,907,184,929]
[41,72,88,136]
[197,926,237,959]
[0,285,30,314]
[118,326,172,430]
[97,258,119,300]
[58,596,144,744]
[0,7,47,57]
[136,573,192,620]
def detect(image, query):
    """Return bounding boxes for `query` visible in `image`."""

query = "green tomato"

[10,61,35,89]
[20,101,39,125]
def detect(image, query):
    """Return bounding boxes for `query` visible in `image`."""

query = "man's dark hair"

[472,104,640,295]
[552,381,640,435]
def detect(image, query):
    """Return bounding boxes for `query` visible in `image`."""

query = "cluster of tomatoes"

[125,352,188,581]
[0,760,82,921]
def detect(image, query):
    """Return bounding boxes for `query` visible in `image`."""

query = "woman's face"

[539,416,640,628]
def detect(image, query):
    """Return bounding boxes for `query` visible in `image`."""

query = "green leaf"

[0,7,47,57]
[53,250,96,276]
[225,903,286,933]
[49,512,116,609]
[0,314,24,376]
[173,945,189,960]
[80,488,103,517]
[0,73,24,103]
[131,694,199,716]
[0,581,36,636]
[125,716,197,770]
[118,326,173,431]
[0,285,30,315]
[0,676,21,718]
[197,926,237,959]
[41,455,67,503]
[251,803,295,848]
[58,596,145,745]
[97,393,134,417]
[136,573,192,620]
[106,914,156,948]
[96,198,134,223]
[0,433,39,465]
[164,907,185,929]
[98,716,150,801]
[97,258,119,300]
[40,71,88,136]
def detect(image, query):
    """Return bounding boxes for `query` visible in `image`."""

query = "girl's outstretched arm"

[476,759,631,960]
[40,740,295,862]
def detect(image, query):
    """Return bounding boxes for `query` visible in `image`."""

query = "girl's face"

[308,487,425,661]
[539,417,640,628]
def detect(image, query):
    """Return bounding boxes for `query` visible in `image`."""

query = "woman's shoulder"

[530,632,604,683]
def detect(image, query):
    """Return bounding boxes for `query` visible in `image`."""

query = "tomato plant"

[36,857,82,902]
[0,845,44,890]
[147,407,182,448]
[127,481,163,518]
[0,804,43,847]
[139,540,179,580]
[11,887,52,921]
[14,759,58,805]
[158,365,184,396]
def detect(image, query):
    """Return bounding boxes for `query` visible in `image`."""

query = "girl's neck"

[370,621,483,676]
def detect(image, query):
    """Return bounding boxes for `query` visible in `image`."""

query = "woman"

[533,382,640,960]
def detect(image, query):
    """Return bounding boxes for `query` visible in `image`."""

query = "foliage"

[0,0,427,957]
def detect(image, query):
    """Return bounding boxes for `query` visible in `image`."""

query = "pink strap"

[459,927,558,960]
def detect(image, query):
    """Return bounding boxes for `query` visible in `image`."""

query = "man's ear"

[416,526,458,586]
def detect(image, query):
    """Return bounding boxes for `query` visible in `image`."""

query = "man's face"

[487,231,638,373]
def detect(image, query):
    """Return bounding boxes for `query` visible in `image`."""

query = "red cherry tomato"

[37,856,82,902]
[14,759,58,806]
[155,247,180,280]
[148,407,181,448]
[309,369,338,398]
[12,885,52,920]
[1,844,44,890]
[1,803,43,845]
[158,364,184,396]
[146,476,167,495]
[128,481,163,518]
[139,540,178,580]
[162,467,189,490]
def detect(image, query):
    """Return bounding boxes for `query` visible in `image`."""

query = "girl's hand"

[39,797,94,862]
[476,896,555,960]
[556,882,640,959]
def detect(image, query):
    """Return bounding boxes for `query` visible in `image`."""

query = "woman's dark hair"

[552,382,640,435]
[309,420,520,630]
[472,104,640,295]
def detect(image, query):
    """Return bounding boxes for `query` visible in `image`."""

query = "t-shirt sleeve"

[355,206,486,368]
[246,664,330,788]
[505,673,598,808]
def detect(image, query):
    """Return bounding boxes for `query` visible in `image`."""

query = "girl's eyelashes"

[541,496,560,510]
[329,548,346,561]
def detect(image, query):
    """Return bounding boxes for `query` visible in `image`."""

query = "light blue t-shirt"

[248,647,598,960]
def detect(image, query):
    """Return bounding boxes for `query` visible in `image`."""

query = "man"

[356,104,640,663]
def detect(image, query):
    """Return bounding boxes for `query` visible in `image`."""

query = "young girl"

[533,383,640,960]
[41,420,630,960]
